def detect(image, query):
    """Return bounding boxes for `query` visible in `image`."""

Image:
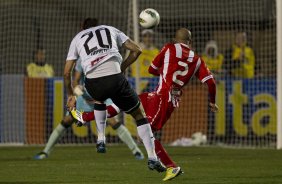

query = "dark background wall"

[0,0,276,76]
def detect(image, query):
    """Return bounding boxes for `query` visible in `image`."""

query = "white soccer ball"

[139,8,160,29]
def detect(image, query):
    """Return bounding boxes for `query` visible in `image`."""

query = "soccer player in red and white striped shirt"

[72,28,218,181]
[142,28,218,131]
[139,28,218,180]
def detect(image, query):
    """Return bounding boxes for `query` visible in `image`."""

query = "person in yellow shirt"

[131,29,159,78]
[230,32,255,78]
[131,29,159,92]
[202,40,224,76]
[26,49,54,78]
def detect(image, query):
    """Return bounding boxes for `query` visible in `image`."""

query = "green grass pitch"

[0,146,281,184]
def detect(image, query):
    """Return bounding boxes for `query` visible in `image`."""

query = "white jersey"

[67,25,129,78]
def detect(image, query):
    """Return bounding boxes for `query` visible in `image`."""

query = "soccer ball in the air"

[139,8,160,29]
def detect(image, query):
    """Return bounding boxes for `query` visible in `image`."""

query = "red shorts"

[139,92,175,131]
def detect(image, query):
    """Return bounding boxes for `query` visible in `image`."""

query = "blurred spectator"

[226,32,255,78]
[26,49,54,78]
[202,40,224,75]
[131,29,159,78]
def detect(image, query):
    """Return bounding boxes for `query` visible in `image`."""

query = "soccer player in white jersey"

[64,18,165,172]
[34,57,144,160]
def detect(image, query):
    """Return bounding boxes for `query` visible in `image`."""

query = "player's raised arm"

[121,39,142,72]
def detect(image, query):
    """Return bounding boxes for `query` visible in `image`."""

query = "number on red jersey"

[150,43,213,92]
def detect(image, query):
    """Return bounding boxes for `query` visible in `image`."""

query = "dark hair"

[82,18,98,30]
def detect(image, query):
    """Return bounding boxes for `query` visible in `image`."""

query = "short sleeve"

[75,58,83,73]
[115,28,129,47]
[66,36,79,61]
[151,45,169,69]
[196,58,213,83]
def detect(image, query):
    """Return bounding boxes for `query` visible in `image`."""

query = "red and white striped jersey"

[149,43,213,93]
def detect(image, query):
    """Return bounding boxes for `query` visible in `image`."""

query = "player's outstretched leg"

[130,105,166,172]
[154,140,183,181]
[34,115,73,160]
[109,117,144,160]
[70,104,119,125]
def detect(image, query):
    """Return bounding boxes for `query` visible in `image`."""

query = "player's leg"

[34,115,74,160]
[84,78,108,153]
[108,117,144,160]
[34,94,92,159]
[139,92,176,167]
[154,139,176,168]
[73,103,120,122]
[80,94,107,153]
[150,106,183,180]
[127,105,165,172]
[155,139,183,181]
[93,102,107,153]
[139,92,183,180]
[109,74,165,172]
[71,98,144,159]
[104,98,144,159]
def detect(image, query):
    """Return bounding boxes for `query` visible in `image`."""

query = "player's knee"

[110,121,121,130]
[129,104,146,121]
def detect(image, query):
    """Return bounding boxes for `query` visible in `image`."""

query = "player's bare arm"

[121,39,142,72]
[205,78,219,112]
[72,70,85,97]
[64,60,76,109]
[73,70,81,88]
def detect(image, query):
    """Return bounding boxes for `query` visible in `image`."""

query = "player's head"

[235,32,247,47]
[174,28,192,46]
[81,18,98,30]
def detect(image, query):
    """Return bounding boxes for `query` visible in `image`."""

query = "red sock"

[82,105,119,121]
[155,139,177,168]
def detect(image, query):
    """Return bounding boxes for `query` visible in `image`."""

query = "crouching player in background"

[71,28,218,181]
[34,58,144,160]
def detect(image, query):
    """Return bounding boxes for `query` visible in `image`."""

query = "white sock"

[94,108,107,143]
[137,123,157,160]
[116,124,141,154]
[43,123,66,155]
